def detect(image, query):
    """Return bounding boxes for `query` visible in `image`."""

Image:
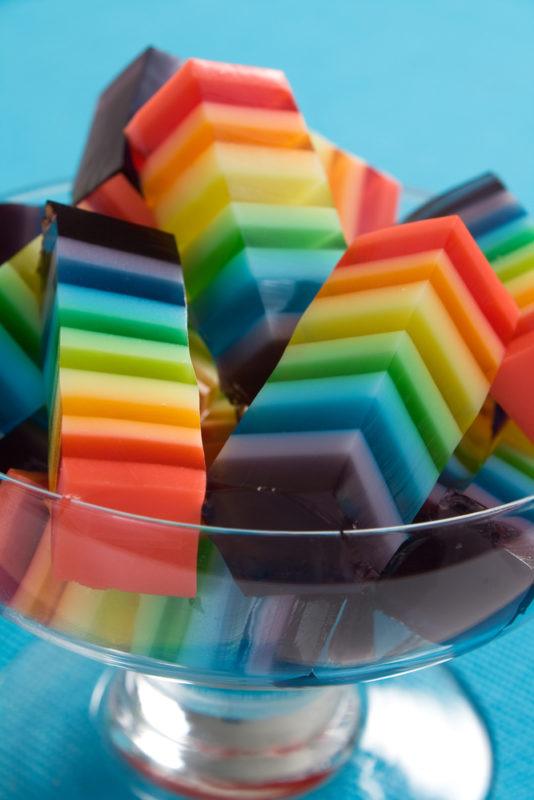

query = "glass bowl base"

[0,637,494,800]
[102,673,360,799]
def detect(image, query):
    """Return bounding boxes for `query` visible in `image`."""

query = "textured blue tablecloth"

[0,1,533,798]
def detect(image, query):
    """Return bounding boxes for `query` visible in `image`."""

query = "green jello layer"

[183,201,345,300]
[131,595,192,661]
[496,443,534,479]
[491,239,534,285]
[57,284,189,346]
[483,222,534,264]
[269,332,460,469]
[0,264,41,361]
[59,327,196,383]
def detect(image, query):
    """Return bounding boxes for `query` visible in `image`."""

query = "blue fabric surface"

[0,1,533,798]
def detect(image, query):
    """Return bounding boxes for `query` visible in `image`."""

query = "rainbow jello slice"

[126,58,346,403]
[42,202,205,597]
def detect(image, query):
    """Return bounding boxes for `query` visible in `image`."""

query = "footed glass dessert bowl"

[1,456,533,800]
[0,183,532,800]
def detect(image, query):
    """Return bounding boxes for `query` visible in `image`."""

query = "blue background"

[0,1,533,798]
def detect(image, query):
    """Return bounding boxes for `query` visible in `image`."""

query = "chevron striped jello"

[208,217,519,552]
[408,173,534,464]
[312,132,400,243]
[125,58,346,404]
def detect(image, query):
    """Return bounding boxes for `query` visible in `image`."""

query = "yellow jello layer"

[504,269,534,310]
[59,368,201,428]
[8,236,43,299]
[59,326,196,383]
[10,525,64,624]
[320,250,504,378]
[291,281,488,429]
[154,142,334,245]
[144,102,312,200]
[181,202,343,301]
[50,584,140,650]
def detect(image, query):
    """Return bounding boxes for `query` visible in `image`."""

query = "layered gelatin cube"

[73,47,180,226]
[208,216,518,588]
[126,58,345,403]
[41,202,205,596]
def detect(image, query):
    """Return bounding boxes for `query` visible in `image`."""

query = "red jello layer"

[53,458,204,597]
[338,215,519,344]
[126,58,298,166]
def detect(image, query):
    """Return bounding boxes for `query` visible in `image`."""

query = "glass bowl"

[0,182,532,800]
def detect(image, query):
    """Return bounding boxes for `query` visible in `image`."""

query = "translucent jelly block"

[53,459,203,596]
[126,58,344,403]
[406,173,521,227]
[492,328,534,441]
[77,172,156,227]
[60,417,205,468]
[50,584,140,651]
[287,282,487,428]
[406,172,534,321]
[470,421,534,507]
[406,173,533,482]
[155,142,335,238]
[5,236,44,299]
[131,592,192,660]
[206,457,406,584]
[142,102,313,202]
[189,331,242,466]
[211,374,437,527]
[42,200,179,269]
[201,390,240,467]
[180,203,344,300]
[0,471,48,603]
[0,262,41,360]
[312,133,400,242]
[208,217,519,569]
[42,203,205,594]
[51,237,185,303]
[318,250,504,377]
[9,523,65,624]
[56,283,189,344]
[58,369,201,427]
[516,307,534,339]
[189,246,343,399]
[0,203,41,266]
[407,173,530,250]
[58,327,196,383]
[126,58,300,166]
[340,215,518,342]
[73,46,180,206]
[49,363,203,482]
[379,521,532,646]
[0,325,44,435]
[271,333,460,468]
[440,396,500,489]
[0,418,48,474]
[189,329,219,399]
[43,200,200,429]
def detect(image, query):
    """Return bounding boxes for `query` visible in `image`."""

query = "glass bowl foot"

[102,672,359,799]
[0,637,494,800]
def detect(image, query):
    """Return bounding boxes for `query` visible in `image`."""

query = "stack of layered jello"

[0,48,532,668]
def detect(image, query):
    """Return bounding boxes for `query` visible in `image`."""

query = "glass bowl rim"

[2,469,533,538]
[2,180,532,539]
